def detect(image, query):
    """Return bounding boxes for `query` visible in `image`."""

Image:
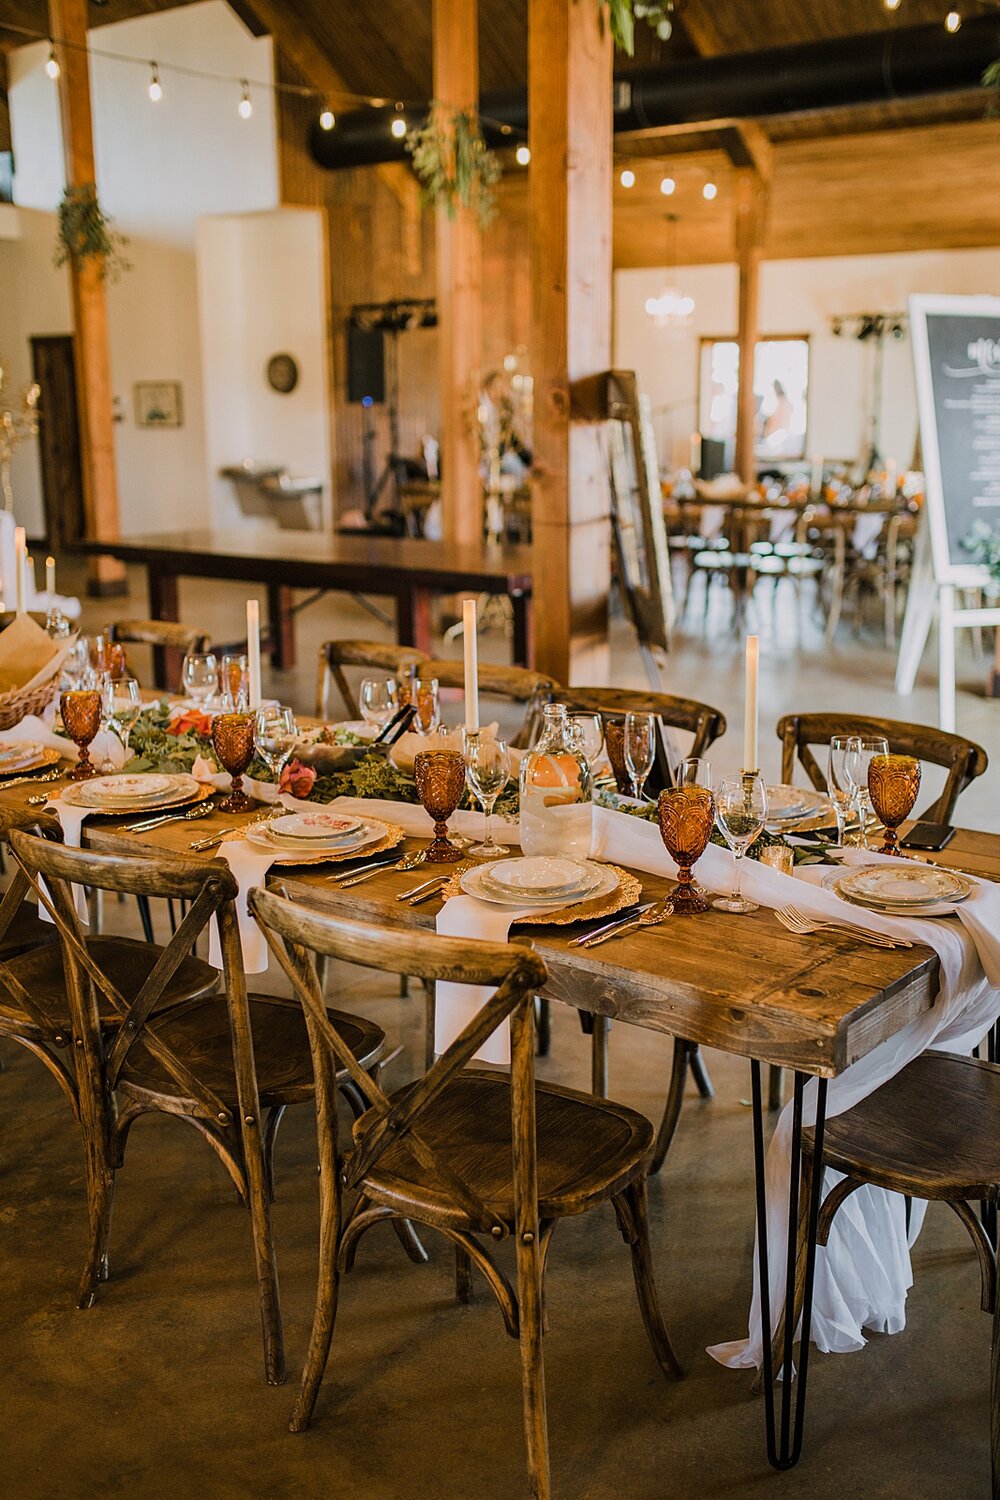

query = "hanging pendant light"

[645,213,694,330]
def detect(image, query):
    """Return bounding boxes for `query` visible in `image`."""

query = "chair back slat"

[250,888,546,1239]
[776,713,989,822]
[422,660,559,749]
[550,686,727,791]
[316,639,430,718]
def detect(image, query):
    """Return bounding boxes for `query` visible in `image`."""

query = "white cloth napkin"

[209,838,276,974]
[42,794,96,921]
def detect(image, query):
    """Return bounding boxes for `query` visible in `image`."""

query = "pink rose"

[279,758,317,799]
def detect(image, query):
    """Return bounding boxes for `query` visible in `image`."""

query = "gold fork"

[775,905,908,949]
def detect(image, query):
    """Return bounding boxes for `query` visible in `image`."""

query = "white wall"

[4,1,279,536]
[614,247,1000,474]
[197,209,332,527]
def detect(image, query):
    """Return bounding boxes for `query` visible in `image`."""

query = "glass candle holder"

[867,754,921,856]
[414,749,466,862]
[60,689,102,781]
[212,711,257,812]
[657,785,715,914]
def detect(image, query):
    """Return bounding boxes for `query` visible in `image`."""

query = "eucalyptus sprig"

[603,0,679,55]
[54,184,131,283]
[405,102,501,228]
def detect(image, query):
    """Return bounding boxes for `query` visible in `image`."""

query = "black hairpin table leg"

[751,1061,828,1470]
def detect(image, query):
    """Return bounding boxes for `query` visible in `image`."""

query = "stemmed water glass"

[676,756,712,789]
[713,772,768,914]
[851,734,889,847]
[568,713,604,772]
[219,652,248,711]
[624,711,656,800]
[463,730,511,859]
[181,651,219,708]
[254,705,298,788]
[411,676,441,737]
[827,735,861,846]
[359,678,398,734]
[101,674,142,767]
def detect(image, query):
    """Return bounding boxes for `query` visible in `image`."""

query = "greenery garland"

[405,101,501,228]
[604,0,679,55]
[54,184,131,283]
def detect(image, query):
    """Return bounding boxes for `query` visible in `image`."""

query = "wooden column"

[49,0,124,593]
[529,0,613,684]
[434,0,483,547]
[733,167,769,487]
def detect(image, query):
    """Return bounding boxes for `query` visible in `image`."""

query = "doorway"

[30,334,85,548]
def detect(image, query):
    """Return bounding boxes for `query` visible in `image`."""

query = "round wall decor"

[266,353,299,394]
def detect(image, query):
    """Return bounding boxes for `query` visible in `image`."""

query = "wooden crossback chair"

[0,808,217,1111]
[776,712,988,824]
[250,890,682,1497]
[7,832,385,1386]
[766,1051,1000,1497]
[421,659,558,749]
[315,639,429,719]
[549,685,728,1173]
[106,619,211,654]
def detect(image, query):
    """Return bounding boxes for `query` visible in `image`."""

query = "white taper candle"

[14,527,26,616]
[463,598,479,732]
[46,556,56,597]
[246,599,262,709]
[743,634,759,772]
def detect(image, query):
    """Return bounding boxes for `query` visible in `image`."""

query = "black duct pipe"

[309,16,1000,170]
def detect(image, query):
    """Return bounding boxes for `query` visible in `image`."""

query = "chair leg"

[289,1154,344,1431]
[262,1105,285,1205]
[78,1159,115,1309]
[614,1180,683,1380]
[455,1245,474,1304]
[591,1015,609,1098]
[536,997,551,1058]
[515,1202,550,1499]
[768,1065,785,1111]
[135,895,155,944]
[992,1263,1000,1500]
[424,978,436,1072]
[649,1039,689,1176]
[688,1044,714,1099]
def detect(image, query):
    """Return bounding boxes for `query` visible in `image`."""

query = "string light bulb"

[703,181,718,200]
[620,168,636,188]
[660,176,676,195]
[884,0,900,9]
[515,144,531,166]
[45,44,60,81]
[147,63,162,102]
[390,102,407,138]
[238,80,252,118]
[945,8,961,29]
[319,107,335,131]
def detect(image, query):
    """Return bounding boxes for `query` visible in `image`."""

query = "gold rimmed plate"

[58,776,211,816]
[232,817,405,866]
[0,746,63,777]
[444,863,642,927]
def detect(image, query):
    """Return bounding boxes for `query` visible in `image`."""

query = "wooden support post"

[49,0,125,596]
[733,167,768,488]
[529,0,613,684]
[433,0,483,547]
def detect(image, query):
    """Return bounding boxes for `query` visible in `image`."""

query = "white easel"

[895,294,1000,732]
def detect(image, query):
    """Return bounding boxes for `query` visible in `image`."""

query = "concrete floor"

[2,555,998,1498]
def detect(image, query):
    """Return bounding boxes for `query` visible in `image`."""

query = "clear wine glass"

[359,677,397,733]
[850,734,889,848]
[463,731,511,858]
[219,652,248,711]
[101,673,142,767]
[181,651,219,707]
[828,735,861,846]
[254,705,298,785]
[624,711,656,800]
[568,713,604,770]
[677,756,712,789]
[713,772,768,914]
[411,676,441,737]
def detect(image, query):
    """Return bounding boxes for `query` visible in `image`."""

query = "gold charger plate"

[221,816,405,866]
[441,863,643,927]
[0,746,63,777]
[52,782,216,817]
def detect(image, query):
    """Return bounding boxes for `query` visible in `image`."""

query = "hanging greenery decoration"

[53,183,131,283]
[603,0,680,55]
[405,102,501,229]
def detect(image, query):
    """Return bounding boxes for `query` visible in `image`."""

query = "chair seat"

[806,1052,1000,1202]
[0,935,218,1036]
[118,994,384,1109]
[0,902,57,960]
[355,1070,653,1228]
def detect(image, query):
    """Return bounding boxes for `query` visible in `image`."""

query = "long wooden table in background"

[76,529,534,685]
[8,762,999,1471]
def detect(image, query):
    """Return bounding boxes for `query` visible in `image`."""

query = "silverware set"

[774,904,911,949]
[125,803,215,833]
[329,850,427,887]
[571,899,675,948]
[396,860,475,905]
[8,769,64,794]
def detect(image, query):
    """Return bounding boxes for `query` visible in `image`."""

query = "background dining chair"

[7,831,386,1386]
[767,1050,1000,1499]
[549,685,727,1171]
[315,638,429,719]
[250,890,682,1498]
[421,657,558,747]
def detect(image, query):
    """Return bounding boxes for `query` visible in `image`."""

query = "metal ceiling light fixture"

[645,213,694,329]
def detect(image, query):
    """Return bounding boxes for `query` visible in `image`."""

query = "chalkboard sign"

[910,293,1000,584]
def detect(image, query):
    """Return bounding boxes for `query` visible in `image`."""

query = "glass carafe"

[518,703,593,857]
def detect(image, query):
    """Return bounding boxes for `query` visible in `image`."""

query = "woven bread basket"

[0,677,60,732]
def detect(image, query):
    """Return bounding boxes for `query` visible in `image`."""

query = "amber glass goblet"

[60,689,102,781]
[212,712,257,813]
[867,754,921,856]
[657,785,715,914]
[105,642,128,681]
[414,749,466,862]
[603,719,631,795]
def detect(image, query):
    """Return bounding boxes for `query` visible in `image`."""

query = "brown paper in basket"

[0,615,65,693]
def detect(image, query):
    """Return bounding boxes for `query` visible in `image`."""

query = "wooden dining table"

[6,762,1000,1473]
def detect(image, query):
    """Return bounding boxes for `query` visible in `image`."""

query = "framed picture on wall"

[134,381,183,428]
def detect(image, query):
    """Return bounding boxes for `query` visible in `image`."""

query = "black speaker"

[347,323,385,404]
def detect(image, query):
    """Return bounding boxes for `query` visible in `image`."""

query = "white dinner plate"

[460,860,618,910]
[821,866,970,917]
[74,773,175,804]
[485,856,592,897]
[836,863,973,908]
[61,774,203,813]
[268,811,362,841]
[0,740,44,768]
[245,818,385,857]
[765,784,813,820]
